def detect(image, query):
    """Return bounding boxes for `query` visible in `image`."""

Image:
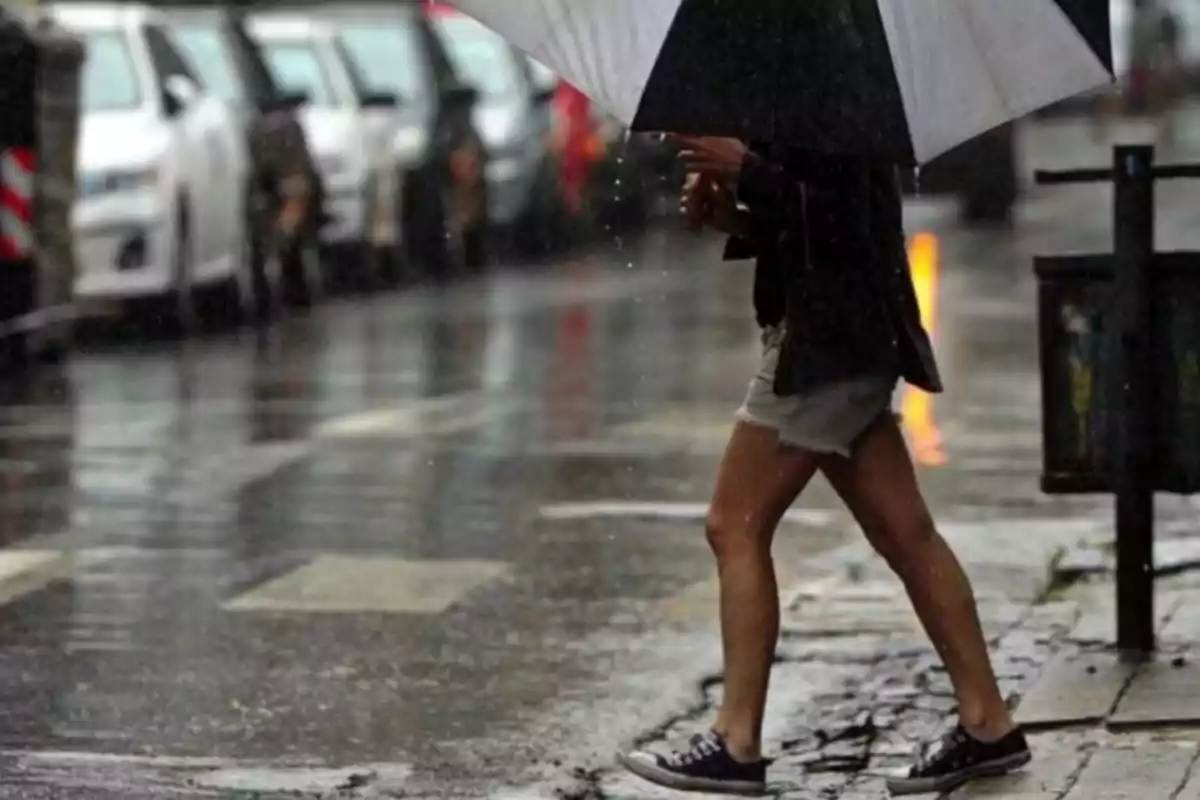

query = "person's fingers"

[705,174,727,196]
[680,186,705,227]
[680,153,718,171]
[678,142,716,158]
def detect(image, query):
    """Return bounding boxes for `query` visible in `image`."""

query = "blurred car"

[53,2,251,333]
[246,13,400,290]
[162,5,325,314]
[317,2,488,275]
[425,3,561,253]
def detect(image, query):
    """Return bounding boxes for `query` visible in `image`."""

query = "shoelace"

[664,733,722,767]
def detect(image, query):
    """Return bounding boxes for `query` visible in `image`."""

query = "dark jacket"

[724,142,943,396]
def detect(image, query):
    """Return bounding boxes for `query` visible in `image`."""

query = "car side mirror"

[361,91,399,109]
[445,84,479,109]
[265,90,308,113]
[163,74,200,117]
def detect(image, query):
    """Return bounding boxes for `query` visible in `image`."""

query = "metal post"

[1112,145,1156,657]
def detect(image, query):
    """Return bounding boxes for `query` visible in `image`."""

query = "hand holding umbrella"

[680,170,745,237]
[676,136,748,182]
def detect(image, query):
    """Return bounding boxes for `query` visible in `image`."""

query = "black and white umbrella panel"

[455,0,1112,163]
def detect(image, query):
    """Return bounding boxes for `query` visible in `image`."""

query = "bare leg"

[820,414,1013,738]
[708,421,820,761]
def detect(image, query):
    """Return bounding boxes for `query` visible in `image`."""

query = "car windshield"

[82,31,143,111]
[169,23,243,104]
[259,39,338,106]
[338,22,428,104]
[432,15,523,99]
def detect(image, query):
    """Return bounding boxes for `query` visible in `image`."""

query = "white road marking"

[314,392,512,439]
[223,554,510,614]
[3,750,411,793]
[0,550,74,605]
[538,501,837,528]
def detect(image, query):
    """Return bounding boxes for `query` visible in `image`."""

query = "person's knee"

[863,506,938,571]
[705,506,770,563]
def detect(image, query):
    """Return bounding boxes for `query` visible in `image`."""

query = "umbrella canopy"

[447,0,1113,164]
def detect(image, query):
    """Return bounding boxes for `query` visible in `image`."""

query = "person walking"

[1110,0,1184,143]
[617,138,1031,797]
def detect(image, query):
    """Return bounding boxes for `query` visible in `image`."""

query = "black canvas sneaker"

[886,724,1031,796]
[619,731,768,796]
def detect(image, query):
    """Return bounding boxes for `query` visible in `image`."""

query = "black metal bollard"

[1112,145,1156,658]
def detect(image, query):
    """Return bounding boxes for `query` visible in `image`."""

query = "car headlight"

[77,166,159,199]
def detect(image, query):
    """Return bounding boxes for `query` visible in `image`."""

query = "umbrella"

[444,0,1112,164]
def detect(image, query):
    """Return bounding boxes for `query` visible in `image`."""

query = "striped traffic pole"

[0,146,35,260]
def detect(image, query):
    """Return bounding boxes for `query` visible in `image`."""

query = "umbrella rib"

[953,0,1015,121]
[532,0,621,119]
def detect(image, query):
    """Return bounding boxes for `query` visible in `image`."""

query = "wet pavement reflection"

[1,142,1200,796]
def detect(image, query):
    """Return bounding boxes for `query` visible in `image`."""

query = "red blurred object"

[422,0,458,17]
[554,82,595,216]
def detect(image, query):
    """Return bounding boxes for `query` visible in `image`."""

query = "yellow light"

[909,232,939,331]
[901,232,947,467]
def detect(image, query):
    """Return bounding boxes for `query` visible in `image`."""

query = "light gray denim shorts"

[735,325,898,458]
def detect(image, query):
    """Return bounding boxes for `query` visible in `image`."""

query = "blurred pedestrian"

[1099,0,1183,142]
[617,139,1030,797]
[1156,1,1184,144]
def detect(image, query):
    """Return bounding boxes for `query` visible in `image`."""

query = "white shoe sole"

[617,752,766,796]
[886,749,1032,796]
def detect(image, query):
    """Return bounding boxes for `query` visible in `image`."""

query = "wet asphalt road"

[3,115,1200,798]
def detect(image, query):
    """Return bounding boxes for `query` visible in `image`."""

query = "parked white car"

[247,13,400,289]
[54,2,251,331]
